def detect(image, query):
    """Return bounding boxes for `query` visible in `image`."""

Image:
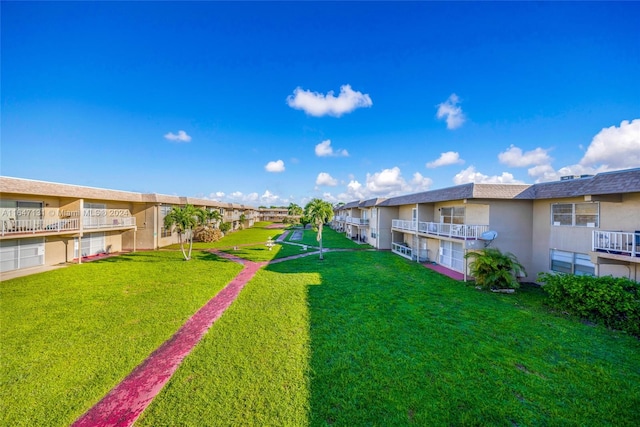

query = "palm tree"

[303,198,334,260]
[287,202,303,224]
[163,204,206,261]
[206,209,223,228]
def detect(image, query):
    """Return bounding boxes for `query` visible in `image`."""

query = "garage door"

[0,238,45,272]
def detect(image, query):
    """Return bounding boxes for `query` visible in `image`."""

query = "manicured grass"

[166,222,284,251]
[221,241,311,262]
[137,267,316,426]
[0,250,243,427]
[291,226,372,250]
[142,250,639,426]
[4,229,640,426]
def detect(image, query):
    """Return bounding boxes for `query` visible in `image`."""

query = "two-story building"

[0,177,258,274]
[337,168,639,282]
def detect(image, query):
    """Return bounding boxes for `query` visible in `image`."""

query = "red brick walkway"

[72,254,266,427]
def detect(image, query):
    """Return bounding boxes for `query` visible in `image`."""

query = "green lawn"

[2,227,640,426]
[0,250,242,427]
[139,251,640,426]
[166,222,285,251]
[289,226,373,250]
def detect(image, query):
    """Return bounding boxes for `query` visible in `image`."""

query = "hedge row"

[538,273,640,337]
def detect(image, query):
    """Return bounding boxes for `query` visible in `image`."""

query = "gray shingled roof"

[533,168,640,199]
[342,200,361,209]
[359,197,385,207]
[353,168,640,207]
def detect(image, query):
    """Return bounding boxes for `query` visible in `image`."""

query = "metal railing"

[593,230,639,257]
[391,242,413,260]
[346,217,369,225]
[1,218,80,236]
[392,219,488,239]
[84,216,136,230]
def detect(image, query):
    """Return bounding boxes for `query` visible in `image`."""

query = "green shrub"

[464,248,526,290]
[538,273,640,337]
[219,222,231,234]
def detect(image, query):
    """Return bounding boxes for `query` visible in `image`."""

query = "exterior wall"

[465,203,490,225]
[43,237,70,266]
[532,197,595,280]
[377,206,396,250]
[484,199,533,280]
[417,203,435,222]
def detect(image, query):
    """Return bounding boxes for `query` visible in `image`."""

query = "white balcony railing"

[392,242,413,260]
[1,217,81,236]
[392,219,488,239]
[593,230,639,257]
[346,217,369,226]
[84,215,136,230]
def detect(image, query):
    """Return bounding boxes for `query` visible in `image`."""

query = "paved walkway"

[72,253,266,427]
[72,232,455,426]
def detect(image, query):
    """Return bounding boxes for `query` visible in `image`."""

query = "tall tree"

[288,202,303,224]
[287,202,303,217]
[303,198,334,260]
[163,204,206,261]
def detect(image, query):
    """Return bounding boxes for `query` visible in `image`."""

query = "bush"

[219,222,231,234]
[193,226,224,243]
[464,248,525,290]
[538,273,640,337]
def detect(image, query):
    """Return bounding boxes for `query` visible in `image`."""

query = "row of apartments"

[332,168,640,282]
[0,177,286,274]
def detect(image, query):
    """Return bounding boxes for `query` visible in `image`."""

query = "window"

[551,203,599,227]
[160,205,173,238]
[371,228,377,239]
[550,249,595,276]
[441,207,465,225]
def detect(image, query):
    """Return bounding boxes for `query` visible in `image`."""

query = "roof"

[532,168,640,199]
[359,197,386,208]
[357,168,640,208]
[0,176,252,209]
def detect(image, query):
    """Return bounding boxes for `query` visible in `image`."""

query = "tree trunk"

[178,233,188,261]
[187,228,193,260]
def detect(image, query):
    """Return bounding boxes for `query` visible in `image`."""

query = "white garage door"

[0,238,45,272]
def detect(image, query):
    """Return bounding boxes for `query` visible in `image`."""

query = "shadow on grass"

[90,251,222,264]
[265,251,640,426]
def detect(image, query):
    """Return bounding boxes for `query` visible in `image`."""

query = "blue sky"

[2,1,639,207]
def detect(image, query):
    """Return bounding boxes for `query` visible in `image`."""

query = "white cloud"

[265,159,285,173]
[528,119,640,182]
[332,167,433,202]
[164,130,192,142]
[286,84,373,117]
[315,139,349,157]
[411,172,434,190]
[426,151,465,168]
[453,166,524,185]
[498,145,552,167]
[260,190,280,205]
[436,94,465,130]
[580,119,640,169]
[316,172,338,186]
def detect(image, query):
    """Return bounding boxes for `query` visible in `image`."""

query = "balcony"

[392,242,413,260]
[392,219,488,240]
[593,230,640,258]
[1,217,81,236]
[82,209,136,230]
[346,217,369,226]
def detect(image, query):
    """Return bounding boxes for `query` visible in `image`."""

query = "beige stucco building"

[333,168,640,282]
[0,177,259,274]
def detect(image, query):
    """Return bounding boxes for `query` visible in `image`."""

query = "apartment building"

[0,177,258,274]
[334,168,640,282]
